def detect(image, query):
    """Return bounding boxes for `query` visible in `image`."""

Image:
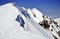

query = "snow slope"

[54,18,60,26]
[32,8,43,22]
[26,7,60,39]
[0,3,60,39]
[0,3,47,39]
[27,9,40,23]
[16,5,55,39]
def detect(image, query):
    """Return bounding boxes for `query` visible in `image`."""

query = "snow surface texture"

[0,3,60,39]
[16,6,55,39]
[21,6,60,39]
[27,7,60,39]
[54,18,60,26]
[0,3,47,39]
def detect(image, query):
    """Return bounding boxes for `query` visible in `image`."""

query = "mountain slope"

[16,5,54,39]
[0,3,48,39]
[54,18,60,26]
[0,3,60,39]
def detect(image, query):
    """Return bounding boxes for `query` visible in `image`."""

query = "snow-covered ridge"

[16,5,60,39]
[54,18,60,26]
[0,3,47,39]
[0,3,60,39]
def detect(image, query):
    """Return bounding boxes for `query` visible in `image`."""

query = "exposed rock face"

[39,16,60,39]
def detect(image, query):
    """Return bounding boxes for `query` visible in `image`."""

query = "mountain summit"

[0,3,60,39]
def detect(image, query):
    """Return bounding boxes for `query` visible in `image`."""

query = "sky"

[0,0,60,18]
